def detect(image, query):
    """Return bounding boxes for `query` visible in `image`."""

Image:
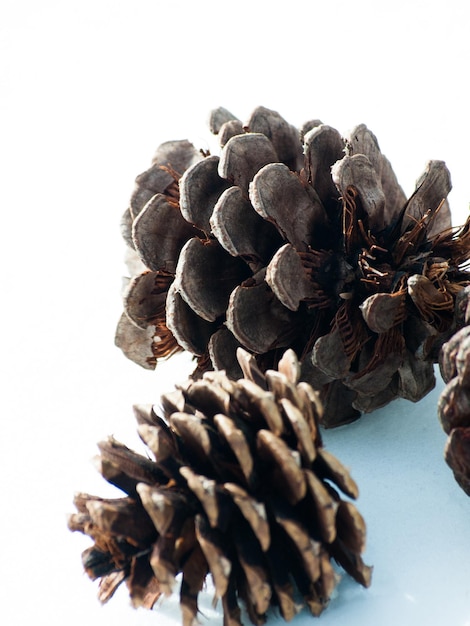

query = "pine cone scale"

[304,469,338,543]
[179,543,207,626]
[223,482,271,551]
[257,429,307,505]
[194,513,231,597]
[179,155,231,233]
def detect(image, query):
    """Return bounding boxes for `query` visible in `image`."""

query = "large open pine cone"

[438,286,470,495]
[116,106,470,426]
[69,349,371,624]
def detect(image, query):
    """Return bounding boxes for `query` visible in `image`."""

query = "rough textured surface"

[115,105,470,427]
[438,289,470,495]
[69,350,371,624]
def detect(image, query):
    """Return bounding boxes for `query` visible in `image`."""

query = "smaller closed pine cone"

[438,286,470,495]
[68,349,371,625]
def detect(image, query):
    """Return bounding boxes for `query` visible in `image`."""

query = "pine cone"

[69,349,371,624]
[438,286,470,495]
[116,105,470,426]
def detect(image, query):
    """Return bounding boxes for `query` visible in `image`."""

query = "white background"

[1,1,469,625]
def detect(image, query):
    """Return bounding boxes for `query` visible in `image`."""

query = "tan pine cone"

[68,349,371,624]
[438,286,470,495]
[116,106,470,427]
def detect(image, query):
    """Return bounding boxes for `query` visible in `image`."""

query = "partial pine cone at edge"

[117,106,470,427]
[68,349,371,625]
[438,287,470,495]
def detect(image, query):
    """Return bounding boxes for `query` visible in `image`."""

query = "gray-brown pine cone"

[69,349,371,625]
[438,286,470,495]
[116,105,470,427]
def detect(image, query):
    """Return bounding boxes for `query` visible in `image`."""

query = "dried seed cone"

[117,105,470,426]
[69,349,371,624]
[438,286,470,495]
